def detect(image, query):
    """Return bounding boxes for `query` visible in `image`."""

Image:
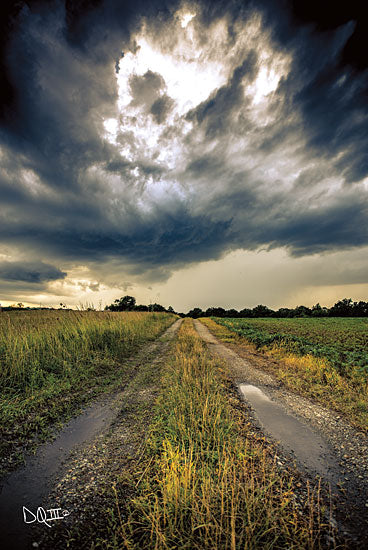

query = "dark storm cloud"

[0,0,367,288]
[128,69,174,123]
[261,194,368,256]
[129,70,165,107]
[287,35,368,183]
[0,261,66,283]
[198,174,368,257]
[258,1,368,184]
[150,94,174,124]
[288,0,368,72]
[186,52,257,138]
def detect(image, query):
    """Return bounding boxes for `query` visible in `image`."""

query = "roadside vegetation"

[110,319,331,549]
[0,310,175,473]
[202,317,368,431]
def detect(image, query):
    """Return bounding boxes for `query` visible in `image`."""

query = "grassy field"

[202,317,368,431]
[109,319,331,549]
[0,310,175,472]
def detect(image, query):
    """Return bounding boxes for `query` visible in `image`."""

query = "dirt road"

[0,318,182,550]
[2,316,367,549]
[194,319,368,547]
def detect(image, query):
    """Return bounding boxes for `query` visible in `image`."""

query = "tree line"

[105,295,175,314]
[105,296,368,318]
[186,298,368,318]
[2,296,367,318]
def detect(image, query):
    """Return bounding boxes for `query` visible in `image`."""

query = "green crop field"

[214,317,368,376]
[202,316,368,430]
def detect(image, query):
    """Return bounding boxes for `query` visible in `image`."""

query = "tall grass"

[0,310,175,470]
[0,310,174,394]
[116,320,330,549]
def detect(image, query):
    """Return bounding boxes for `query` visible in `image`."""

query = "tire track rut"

[0,318,182,550]
[194,319,368,548]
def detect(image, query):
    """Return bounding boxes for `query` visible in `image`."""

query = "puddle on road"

[0,319,182,550]
[238,383,340,484]
[0,394,122,550]
[240,384,271,401]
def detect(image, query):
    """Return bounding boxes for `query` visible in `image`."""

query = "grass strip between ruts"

[112,319,332,550]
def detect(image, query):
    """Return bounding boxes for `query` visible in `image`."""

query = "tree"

[107,295,137,311]
[276,308,292,318]
[205,307,226,317]
[187,307,203,318]
[252,304,274,317]
[226,309,239,318]
[311,303,325,317]
[120,296,136,310]
[329,298,354,317]
[135,304,149,311]
[352,301,368,317]
[239,308,252,317]
[150,303,165,312]
[293,305,312,317]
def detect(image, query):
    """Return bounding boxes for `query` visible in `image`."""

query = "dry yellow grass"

[114,319,332,549]
[201,318,368,431]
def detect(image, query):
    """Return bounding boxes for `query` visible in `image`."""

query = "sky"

[0,0,367,312]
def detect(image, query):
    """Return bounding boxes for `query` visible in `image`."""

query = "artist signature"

[23,506,70,528]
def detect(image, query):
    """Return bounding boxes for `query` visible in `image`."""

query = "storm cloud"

[0,261,66,283]
[0,0,367,305]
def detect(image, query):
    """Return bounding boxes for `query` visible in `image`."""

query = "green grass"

[213,317,368,377]
[111,319,331,549]
[0,310,175,472]
[0,310,174,392]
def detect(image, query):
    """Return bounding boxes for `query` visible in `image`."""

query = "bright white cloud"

[98,4,294,218]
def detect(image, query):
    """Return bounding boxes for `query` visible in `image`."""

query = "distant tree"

[311,303,325,317]
[205,307,226,317]
[239,308,252,317]
[293,305,312,317]
[276,308,292,318]
[135,304,149,311]
[329,298,354,317]
[252,304,274,317]
[226,309,239,318]
[17,302,24,308]
[187,307,203,318]
[352,300,368,317]
[106,295,137,311]
[167,306,175,314]
[121,296,136,310]
[150,303,165,312]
